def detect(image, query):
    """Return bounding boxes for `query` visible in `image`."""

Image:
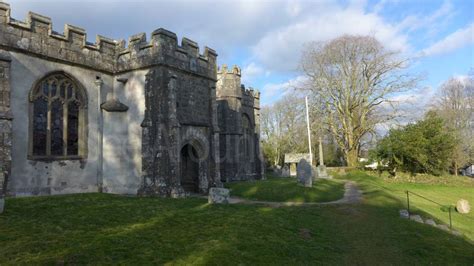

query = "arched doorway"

[180,144,200,193]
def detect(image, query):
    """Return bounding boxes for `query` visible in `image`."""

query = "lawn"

[0,175,473,264]
[338,170,474,241]
[225,176,345,202]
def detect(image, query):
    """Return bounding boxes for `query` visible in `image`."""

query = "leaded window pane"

[50,99,63,155]
[67,101,79,155]
[32,98,48,156]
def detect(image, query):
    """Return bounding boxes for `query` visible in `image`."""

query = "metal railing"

[405,190,453,229]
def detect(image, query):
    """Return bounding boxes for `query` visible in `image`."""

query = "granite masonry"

[0,2,263,200]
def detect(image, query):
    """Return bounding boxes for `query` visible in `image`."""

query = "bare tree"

[260,95,308,166]
[433,76,474,175]
[300,35,418,166]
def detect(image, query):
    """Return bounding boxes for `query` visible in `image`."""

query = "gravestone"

[208,187,230,204]
[297,159,313,187]
[456,199,470,214]
[281,165,290,177]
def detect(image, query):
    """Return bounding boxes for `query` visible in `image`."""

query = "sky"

[5,0,474,114]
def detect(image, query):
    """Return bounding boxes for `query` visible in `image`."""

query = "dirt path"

[227,181,362,207]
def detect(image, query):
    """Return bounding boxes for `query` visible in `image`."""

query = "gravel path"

[227,181,362,207]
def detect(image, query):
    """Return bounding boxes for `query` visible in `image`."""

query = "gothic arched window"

[29,73,87,160]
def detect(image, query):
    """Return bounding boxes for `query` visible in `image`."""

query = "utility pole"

[305,96,313,165]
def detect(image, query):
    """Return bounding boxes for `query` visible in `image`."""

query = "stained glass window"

[30,74,86,158]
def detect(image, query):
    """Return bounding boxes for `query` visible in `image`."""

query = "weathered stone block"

[399,209,409,219]
[409,214,423,223]
[208,187,229,204]
[456,199,470,214]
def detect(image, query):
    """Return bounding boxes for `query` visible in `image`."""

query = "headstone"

[399,209,409,219]
[208,187,230,204]
[409,214,423,223]
[456,199,470,214]
[281,165,290,177]
[0,198,4,214]
[297,159,312,187]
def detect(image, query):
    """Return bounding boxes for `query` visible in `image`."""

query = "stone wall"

[0,52,12,212]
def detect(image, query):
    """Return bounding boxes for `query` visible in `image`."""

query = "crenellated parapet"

[241,85,260,109]
[116,28,217,79]
[217,64,241,76]
[0,2,217,78]
[0,2,118,72]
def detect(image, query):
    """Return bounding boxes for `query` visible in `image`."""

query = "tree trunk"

[346,149,359,167]
[453,161,458,176]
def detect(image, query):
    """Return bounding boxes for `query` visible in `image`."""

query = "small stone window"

[242,114,253,158]
[29,73,87,160]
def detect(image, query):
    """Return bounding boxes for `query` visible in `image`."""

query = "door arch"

[180,143,200,193]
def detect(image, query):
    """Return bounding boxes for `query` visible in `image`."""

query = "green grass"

[225,176,345,203]
[0,175,473,265]
[339,170,474,241]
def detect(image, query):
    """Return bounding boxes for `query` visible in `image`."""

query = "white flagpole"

[305,96,313,165]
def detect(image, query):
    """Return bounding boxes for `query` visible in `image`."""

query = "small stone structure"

[456,199,470,214]
[296,159,313,187]
[208,187,230,204]
[285,153,311,177]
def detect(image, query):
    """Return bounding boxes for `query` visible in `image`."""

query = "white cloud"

[398,0,454,35]
[261,75,308,105]
[241,62,265,85]
[251,4,409,72]
[421,23,474,56]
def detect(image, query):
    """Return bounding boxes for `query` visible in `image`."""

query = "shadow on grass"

[0,188,473,264]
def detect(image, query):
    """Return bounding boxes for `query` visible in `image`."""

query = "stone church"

[0,2,263,200]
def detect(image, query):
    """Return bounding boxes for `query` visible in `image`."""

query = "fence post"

[449,206,452,229]
[406,191,410,213]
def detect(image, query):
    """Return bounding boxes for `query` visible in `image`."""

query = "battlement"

[217,65,241,76]
[241,84,260,99]
[115,29,217,78]
[0,2,217,78]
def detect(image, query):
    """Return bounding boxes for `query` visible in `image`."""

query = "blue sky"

[5,0,474,110]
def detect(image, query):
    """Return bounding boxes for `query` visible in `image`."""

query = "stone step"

[409,214,424,223]
[424,219,437,226]
[437,224,450,231]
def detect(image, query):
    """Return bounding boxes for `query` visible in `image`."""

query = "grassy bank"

[338,170,474,240]
[0,175,473,264]
[225,176,345,202]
